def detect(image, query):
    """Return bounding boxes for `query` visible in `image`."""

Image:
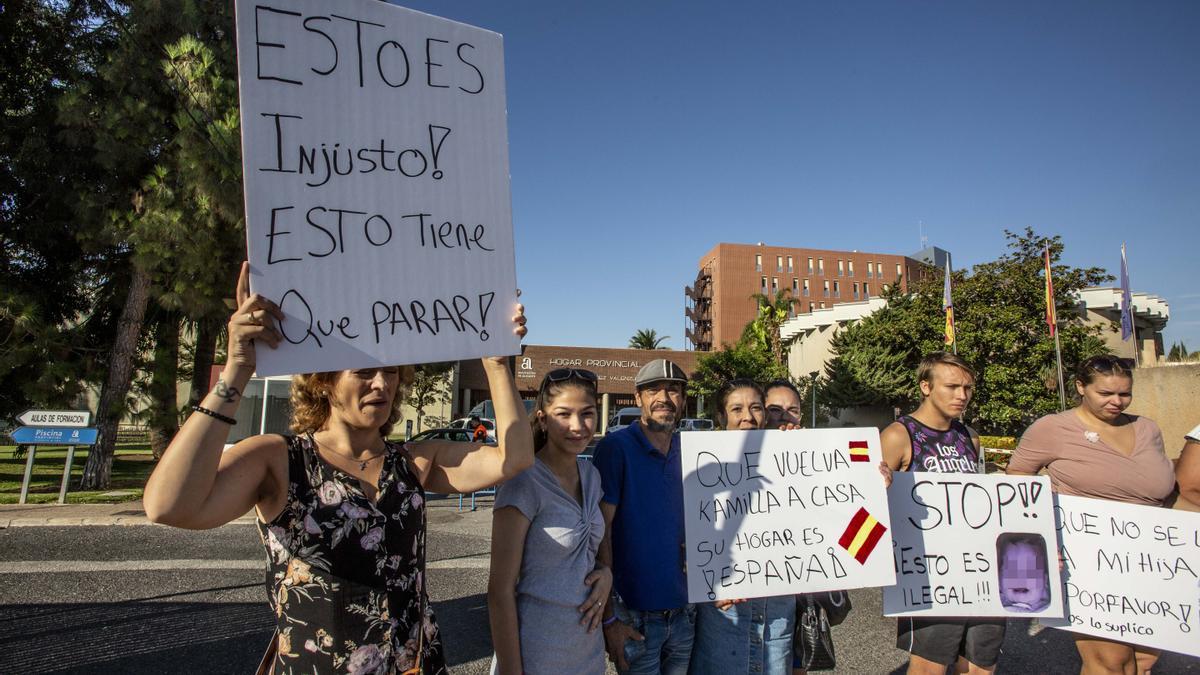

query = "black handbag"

[793,594,836,671]
[817,589,852,626]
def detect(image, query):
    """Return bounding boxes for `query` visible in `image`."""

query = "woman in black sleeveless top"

[144,263,533,674]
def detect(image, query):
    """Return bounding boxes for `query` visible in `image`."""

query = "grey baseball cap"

[634,359,688,388]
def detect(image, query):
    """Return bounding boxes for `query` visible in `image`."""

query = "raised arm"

[143,262,287,529]
[409,304,533,494]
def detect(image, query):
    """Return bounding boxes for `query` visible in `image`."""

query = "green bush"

[978,435,1016,450]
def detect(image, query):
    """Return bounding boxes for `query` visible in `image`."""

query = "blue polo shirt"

[594,421,687,611]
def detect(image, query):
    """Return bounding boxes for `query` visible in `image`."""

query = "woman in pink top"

[1008,355,1174,675]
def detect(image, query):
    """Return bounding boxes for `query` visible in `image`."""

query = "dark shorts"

[896,617,1006,667]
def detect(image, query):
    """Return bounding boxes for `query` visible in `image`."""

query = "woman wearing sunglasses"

[691,379,799,675]
[144,263,532,675]
[1008,355,1174,675]
[488,368,611,675]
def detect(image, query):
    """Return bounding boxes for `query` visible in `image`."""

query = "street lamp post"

[809,371,819,428]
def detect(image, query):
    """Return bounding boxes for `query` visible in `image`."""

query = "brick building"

[685,243,938,351]
[456,345,703,431]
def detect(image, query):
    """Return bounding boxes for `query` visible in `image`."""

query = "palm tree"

[748,289,793,366]
[629,328,670,350]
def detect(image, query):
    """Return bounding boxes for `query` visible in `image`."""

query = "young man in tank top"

[882,352,1004,675]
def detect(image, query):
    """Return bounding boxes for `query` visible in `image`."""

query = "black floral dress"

[257,434,447,674]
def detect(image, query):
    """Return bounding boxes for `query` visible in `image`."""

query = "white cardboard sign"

[681,428,896,603]
[235,0,519,376]
[883,473,1064,618]
[1044,495,1200,657]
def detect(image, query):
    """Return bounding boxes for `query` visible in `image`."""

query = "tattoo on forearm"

[212,379,240,403]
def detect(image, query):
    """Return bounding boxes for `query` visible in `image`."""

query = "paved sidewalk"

[0,501,254,528]
[0,493,493,529]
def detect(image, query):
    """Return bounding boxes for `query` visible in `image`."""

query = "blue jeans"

[690,597,796,675]
[619,605,697,675]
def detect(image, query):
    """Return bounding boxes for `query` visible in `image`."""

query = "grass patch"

[0,445,153,504]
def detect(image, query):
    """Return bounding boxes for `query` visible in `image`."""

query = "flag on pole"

[942,257,955,347]
[1043,246,1057,338]
[1120,244,1133,341]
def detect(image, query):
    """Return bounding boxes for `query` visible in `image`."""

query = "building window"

[771,277,778,293]
[755,254,762,272]
[818,258,824,275]
[848,260,855,277]
[802,279,810,296]
[776,256,783,273]
[833,280,840,297]
[837,260,844,277]
[807,257,814,274]
[896,263,902,278]
[866,262,874,278]
[853,282,859,300]
[761,276,767,291]
[819,302,826,309]
[792,278,799,294]
[787,256,794,273]
[863,283,870,299]
[823,280,830,297]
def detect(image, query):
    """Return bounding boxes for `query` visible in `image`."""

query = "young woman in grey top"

[488,369,611,675]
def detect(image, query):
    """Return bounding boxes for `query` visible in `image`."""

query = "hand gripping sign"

[883,473,1064,619]
[235,0,520,375]
[681,428,896,603]
[1044,495,1200,657]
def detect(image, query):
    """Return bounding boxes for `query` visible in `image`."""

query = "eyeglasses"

[539,368,598,392]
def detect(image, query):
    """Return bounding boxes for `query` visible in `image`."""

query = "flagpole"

[950,253,956,355]
[1045,245,1066,411]
[1132,323,1140,367]
[1121,243,1141,367]
[1053,328,1066,411]
[943,254,957,354]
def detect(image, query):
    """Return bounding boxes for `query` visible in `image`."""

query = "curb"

[0,515,258,528]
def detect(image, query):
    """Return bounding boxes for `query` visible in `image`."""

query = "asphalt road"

[1,498,1197,674]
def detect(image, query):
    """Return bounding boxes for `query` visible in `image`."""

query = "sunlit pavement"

[1,497,1196,673]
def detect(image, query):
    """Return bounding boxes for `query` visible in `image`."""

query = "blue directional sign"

[10,426,99,445]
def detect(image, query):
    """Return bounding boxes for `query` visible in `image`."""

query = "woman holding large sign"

[1008,355,1175,675]
[144,263,533,675]
[487,368,610,675]
[690,379,799,675]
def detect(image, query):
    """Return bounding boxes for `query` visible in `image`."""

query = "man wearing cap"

[595,358,693,675]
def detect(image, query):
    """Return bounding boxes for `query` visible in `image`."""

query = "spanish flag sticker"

[838,507,886,564]
[848,440,870,462]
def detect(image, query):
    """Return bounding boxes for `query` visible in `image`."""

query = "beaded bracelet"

[192,405,237,425]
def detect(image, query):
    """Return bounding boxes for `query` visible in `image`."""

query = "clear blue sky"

[396,1,1199,352]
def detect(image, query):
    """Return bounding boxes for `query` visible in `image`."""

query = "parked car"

[606,407,643,434]
[680,418,714,431]
[448,417,496,432]
[409,428,495,444]
[468,399,536,420]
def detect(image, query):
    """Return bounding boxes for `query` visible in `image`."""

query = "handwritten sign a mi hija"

[235,0,519,376]
[681,428,896,603]
[1045,495,1200,658]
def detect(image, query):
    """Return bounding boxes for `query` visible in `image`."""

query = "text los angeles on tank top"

[899,414,979,473]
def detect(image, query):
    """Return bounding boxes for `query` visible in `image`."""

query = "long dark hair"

[713,378,765,429]
[531,373,599,451]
